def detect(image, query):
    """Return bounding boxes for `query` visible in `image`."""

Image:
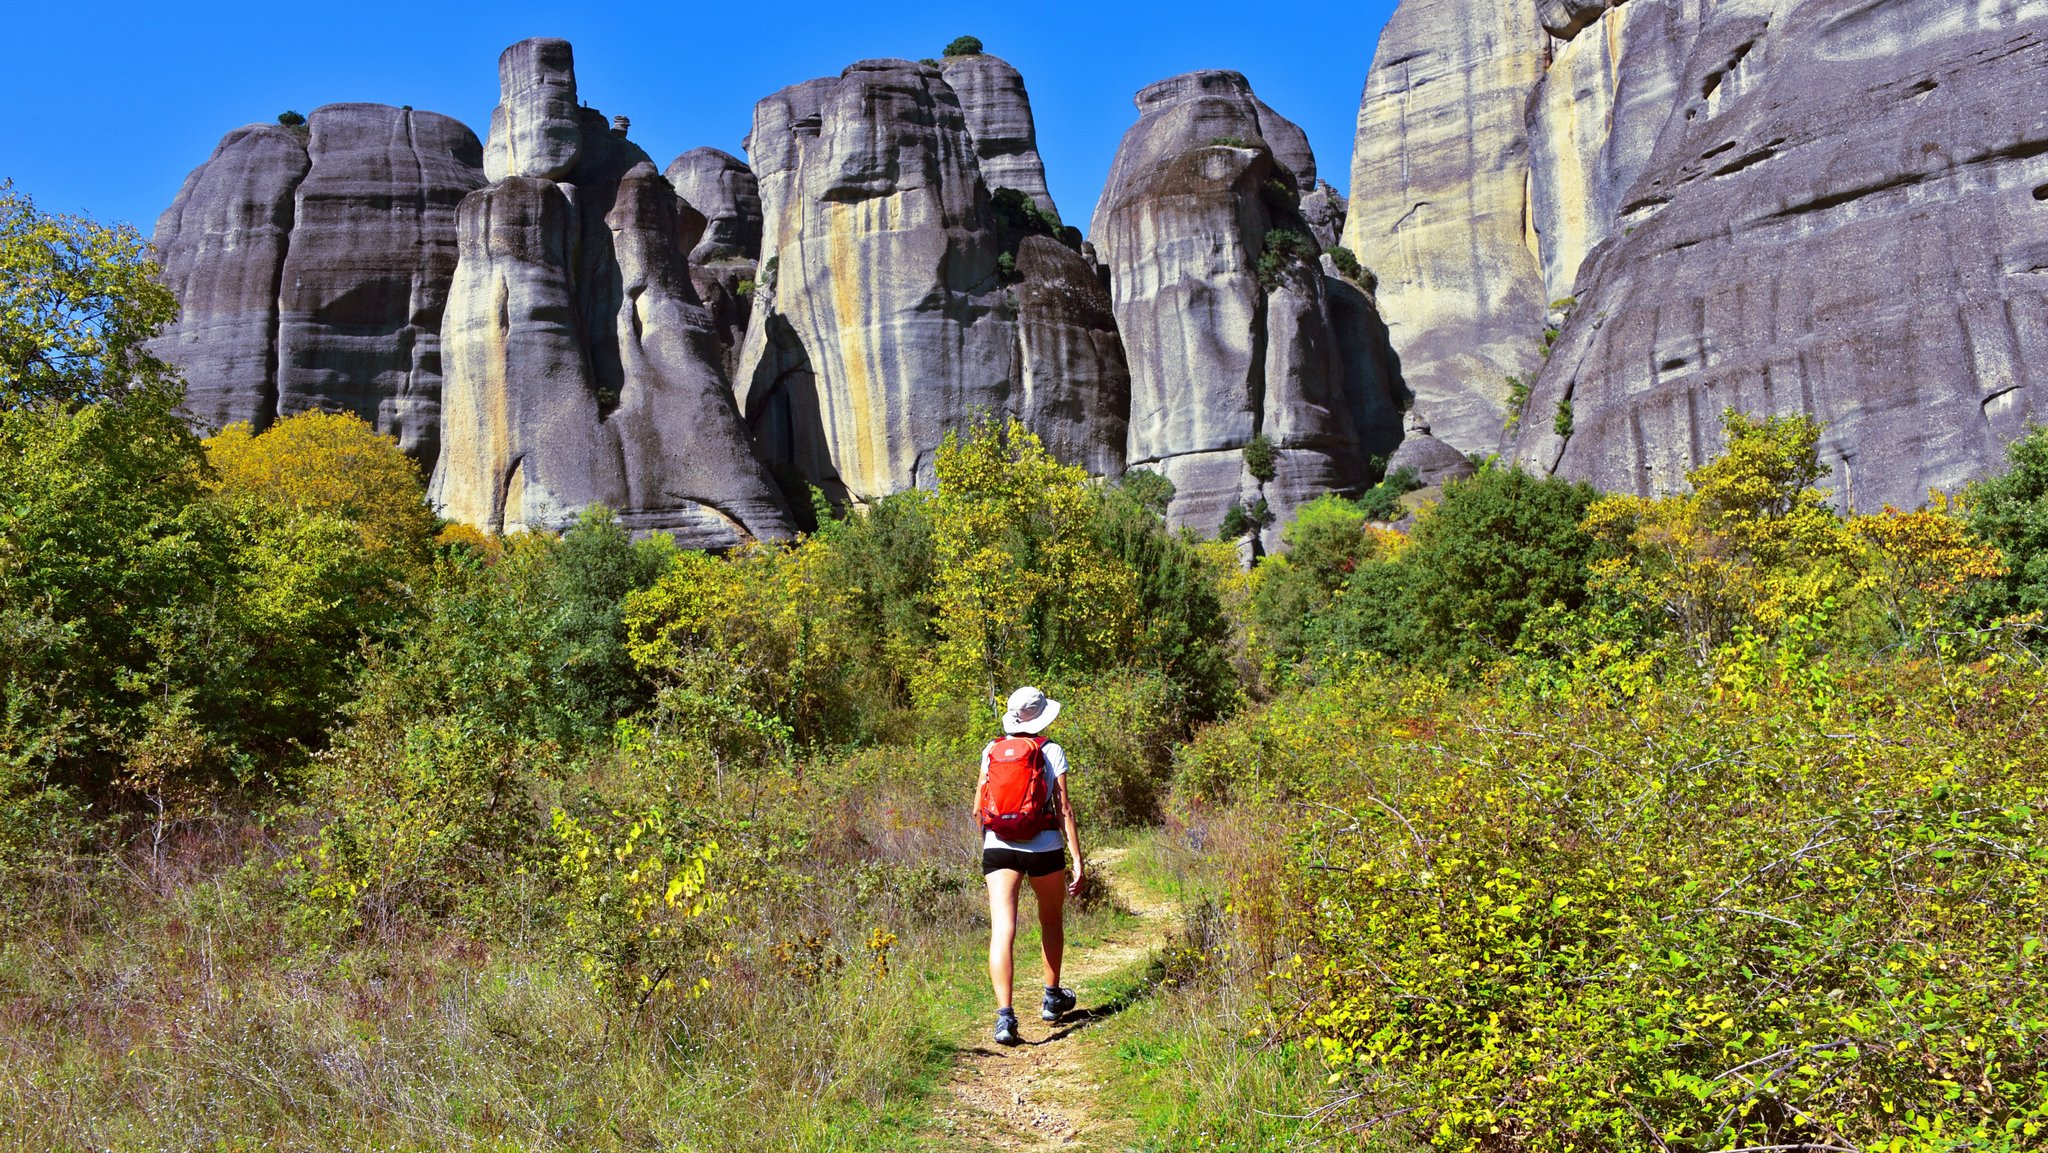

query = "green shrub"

[1238,658,2048,1151]
[1041,669,1189,828]
[1088,473,1236,723]
[1325,244,1364,283]
[1966,423,2048,624]
[1503,373,1532,432]
[943,35,983,56]
[1209,135,1253,149]
[1253,229,1316,290]
[1355,465,1422,522]
[277,110,305,127]
[1242,434,1277,482]
[1552,396,1574,437]
[1247,496,1379,677]
[1220,499,1273,541]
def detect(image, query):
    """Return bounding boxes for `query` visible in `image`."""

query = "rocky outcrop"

[150,106,483,458]
[1511,0,2048,511]
[736,59,1019,503]
[1094,70,1399,548]
[273,104,484,463]
[939,51,1059,220]
[429,38,794,546]
[665,146,764,381]
[1299,180,1349,251]
[151,125,311,435]
[1341,0,1550,454]
[1013,235,1128,477]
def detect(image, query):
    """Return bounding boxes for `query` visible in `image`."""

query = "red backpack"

[979,735,1055,840]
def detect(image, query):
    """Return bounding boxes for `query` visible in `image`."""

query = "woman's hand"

[1067,859,1086,897]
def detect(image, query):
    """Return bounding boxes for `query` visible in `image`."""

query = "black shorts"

[981,846,1067,878]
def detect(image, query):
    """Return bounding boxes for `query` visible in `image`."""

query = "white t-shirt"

[979,738,1069,853]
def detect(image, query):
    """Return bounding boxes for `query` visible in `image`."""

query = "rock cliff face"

[939,53,1060,220]
[1094,70,1400,547]
[151,106,484,457]
[428,38,795,546]
[1511,0,2048,510]
[1342,0,1550,453]
[736,59,1020,502]
[1352,0,2048,507]
[151,125,311,435]
[665,146,765,382]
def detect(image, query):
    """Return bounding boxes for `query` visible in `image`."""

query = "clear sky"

[3,0,1398,238]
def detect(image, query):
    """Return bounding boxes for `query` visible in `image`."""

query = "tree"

[1584,411,1860,661]
[1402,463,1600,668]
[921,418,1138,709]
[1,181,179,408]
[203,411,438,565]
[943,35,984,57]
[1964,424,2048,624]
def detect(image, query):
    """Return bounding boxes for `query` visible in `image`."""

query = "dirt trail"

[920,846,1179,1150]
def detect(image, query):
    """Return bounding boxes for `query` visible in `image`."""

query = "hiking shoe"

[993,1009,1022,1046]
[1041,985,1077,1022]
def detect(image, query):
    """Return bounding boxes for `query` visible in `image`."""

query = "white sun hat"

[1001,686,1061,734]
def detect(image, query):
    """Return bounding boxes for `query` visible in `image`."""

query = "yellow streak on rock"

[827,197,881,494]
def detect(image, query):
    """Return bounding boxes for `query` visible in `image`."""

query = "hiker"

[975,686,1084,1047]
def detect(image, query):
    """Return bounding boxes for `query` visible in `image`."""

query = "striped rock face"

[736,59,1020,503]
[1095,70,1400,550]
[150,105,484,464]
[429,39,795,547]
[1506,0,2048,510]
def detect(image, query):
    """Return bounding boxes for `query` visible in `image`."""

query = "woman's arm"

[1057,775,1084,896]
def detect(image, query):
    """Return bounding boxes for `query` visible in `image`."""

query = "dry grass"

[0,776,993,1153]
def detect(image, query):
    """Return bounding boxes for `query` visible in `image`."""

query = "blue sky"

[3,1,1398,238]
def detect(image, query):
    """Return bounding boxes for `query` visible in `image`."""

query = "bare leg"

[986,869,1024,1010]
[1029,869,1068,989]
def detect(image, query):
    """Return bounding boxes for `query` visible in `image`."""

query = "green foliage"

[735,277,755,297]
[551,804,722,1010]
[1241,434,1277,482]
[1965,423,2048,623]
[996,250,1015,279]
[1355,464,1422,522]
[1247,496,1379,677]
[1189,656,2048,1151]
[1087,472,1236,723]
[1253,229,1316,290]
[1502,373,1532,432]
[921,417,1140,707]
[1325,244,1364,284]
[1551,396,1573,437]
[1,181,179,407]
[942,34,983,56]
[1393,464,1599,667]
[1209,135,1253,149]
[1220,498,1273,541]
[277,110,306,127]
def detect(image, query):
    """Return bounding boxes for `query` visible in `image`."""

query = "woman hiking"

[974,686,1084,1046]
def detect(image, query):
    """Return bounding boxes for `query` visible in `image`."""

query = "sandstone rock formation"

[665,146,764,381]
[1013,235,1129,477]
[1350,0,2048,508]
[736,59,1021,502]
[275,104,485,463]
[1094,70,1400,548]
[151,125,311,435]
[939,51,1060,220]
[429,38,795,546]
[151,106,484,458]
[1510,0,2048,510]
[1341,0,1550,454]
